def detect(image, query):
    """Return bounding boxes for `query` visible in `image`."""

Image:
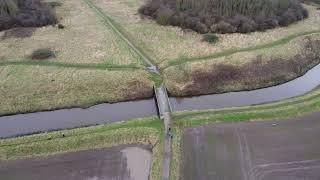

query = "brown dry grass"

[0,0,142,66]
[164,34,320,96]
[0,65,153,115]
[90,0,320,64]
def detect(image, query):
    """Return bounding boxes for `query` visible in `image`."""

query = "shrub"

[140,0,308,34]
[57,23,64,29]
[203,33,218,43]
[214,21,237,33]
[0,0,57,31]
[30,48,55,60]
[156,6,174,25]
[47,1,62,8]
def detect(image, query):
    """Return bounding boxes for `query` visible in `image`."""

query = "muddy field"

[182,112,320,180]
[0,145,152,180]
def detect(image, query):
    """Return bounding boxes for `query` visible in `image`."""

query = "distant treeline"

[139,0,308,33]
[0,0,57,31]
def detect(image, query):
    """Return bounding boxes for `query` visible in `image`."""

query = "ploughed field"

[181,112,320,180]
[0,145,152,180]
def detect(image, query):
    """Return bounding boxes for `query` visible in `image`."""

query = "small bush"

[47,1,62,8]
[57,23,64,29]
[156,6,174,25]
[30,48,55,60]
[203,33,218,43]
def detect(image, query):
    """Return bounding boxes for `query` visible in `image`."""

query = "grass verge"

[0,60,141,70]
[0,117,164,180]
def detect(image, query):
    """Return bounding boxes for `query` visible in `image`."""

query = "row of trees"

[139,0,308,33]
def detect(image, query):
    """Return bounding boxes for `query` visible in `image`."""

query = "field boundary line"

[162,31,320,69]
[0,60,141,71]
[82,0,159,72]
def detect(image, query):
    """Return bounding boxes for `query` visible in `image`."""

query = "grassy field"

[90,0,320,64]
[0,116,163,180]
[164,33,320,96]
[0,0,143,66]
[0,0,158,115]
[86,0,320,97]
[1,0,319,115]
[0,65,153,116]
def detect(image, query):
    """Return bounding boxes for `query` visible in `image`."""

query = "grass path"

[161,30,320,69]
[82,0,159,71]
[0,60,141,71]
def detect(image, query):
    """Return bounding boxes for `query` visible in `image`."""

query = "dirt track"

[0,145,152,180]
[181,112,320,180]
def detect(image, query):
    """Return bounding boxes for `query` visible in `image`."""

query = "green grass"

[0,60,141,70]
[0,116,163,180]
[163,30,320,69]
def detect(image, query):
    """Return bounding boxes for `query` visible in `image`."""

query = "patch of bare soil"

[0,144,152,180]
[181,112,320,180]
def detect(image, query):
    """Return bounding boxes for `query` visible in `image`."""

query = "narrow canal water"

[0,99,157,138]
[170,63,320,112]
[1,63,320,138]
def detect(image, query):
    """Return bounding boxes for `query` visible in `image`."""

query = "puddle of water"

[170,63,320,112]
[0,99,157,138]
[121,147,152,180]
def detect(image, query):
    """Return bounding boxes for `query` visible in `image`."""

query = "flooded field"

[181,112,320,180]
[0,145,152,180]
